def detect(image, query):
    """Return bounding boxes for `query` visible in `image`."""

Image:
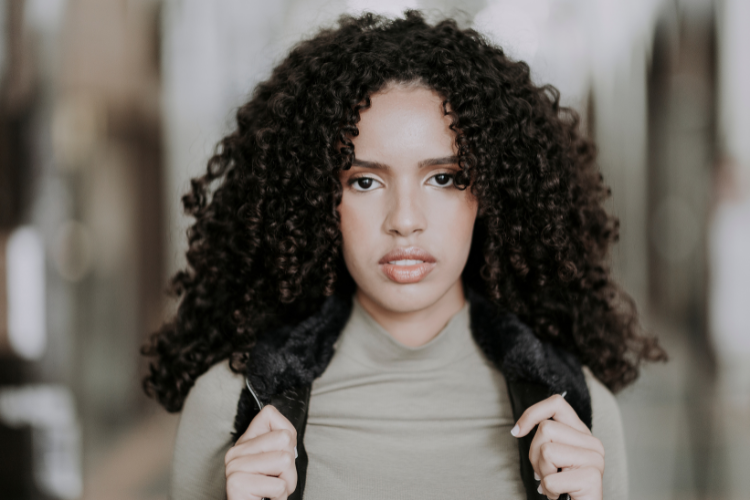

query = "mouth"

[378,247,436,284]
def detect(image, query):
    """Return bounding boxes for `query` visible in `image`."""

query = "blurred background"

[0,0,748,499]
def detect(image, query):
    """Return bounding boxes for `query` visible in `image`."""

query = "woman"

[142,10,665,500]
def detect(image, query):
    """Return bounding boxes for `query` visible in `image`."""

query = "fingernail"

[537,484,543,494]
[510,424,520,436]
[534,471,540,480]
[294,446,298,459]
[561,391,567,398]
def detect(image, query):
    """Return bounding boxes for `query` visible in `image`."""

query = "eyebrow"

[351,156,459,171]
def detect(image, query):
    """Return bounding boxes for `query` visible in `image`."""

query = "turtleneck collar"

[239,286,591,431]
[332,296,472,372]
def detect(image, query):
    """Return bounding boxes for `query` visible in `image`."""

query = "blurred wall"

[1,1,749,500]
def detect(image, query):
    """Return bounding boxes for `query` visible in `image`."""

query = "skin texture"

[337,84,478,347]
[225,86,604,500]
[512,395,605,500]
[225,406,297,500]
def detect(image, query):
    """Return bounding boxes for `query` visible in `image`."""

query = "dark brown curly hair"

[142,10,665,412]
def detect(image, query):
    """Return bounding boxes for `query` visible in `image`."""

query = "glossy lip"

[378,246,437,284]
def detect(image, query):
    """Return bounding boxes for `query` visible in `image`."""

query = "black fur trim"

[232,292,354,441]
[233,286,592,440]
[466,286,592,428]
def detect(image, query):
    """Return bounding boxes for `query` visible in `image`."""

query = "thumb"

[238,404,297,443]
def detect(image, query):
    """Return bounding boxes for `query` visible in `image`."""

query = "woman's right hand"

[225,405,298,500]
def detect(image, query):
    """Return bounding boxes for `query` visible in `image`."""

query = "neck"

[354,280,467,347]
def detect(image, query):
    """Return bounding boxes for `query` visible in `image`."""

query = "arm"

[585,367,629,500]
[170,361,244,500]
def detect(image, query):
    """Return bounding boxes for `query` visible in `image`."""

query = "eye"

[428,172,455,187]
[349,176,382,191]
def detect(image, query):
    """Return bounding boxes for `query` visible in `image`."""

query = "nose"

[384,184,426,237]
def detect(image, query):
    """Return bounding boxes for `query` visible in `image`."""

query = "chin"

[364,280,451,313]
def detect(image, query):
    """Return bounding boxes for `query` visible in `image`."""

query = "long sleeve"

[584,366,629,500]
[169,361,245,500]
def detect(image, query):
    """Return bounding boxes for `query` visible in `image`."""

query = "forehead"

[352,85,457,162]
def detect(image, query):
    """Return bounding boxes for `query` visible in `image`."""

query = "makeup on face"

[378,246,437,284]
[336,84,478,338]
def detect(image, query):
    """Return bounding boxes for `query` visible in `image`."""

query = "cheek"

[430,194,478,257]
[337,196,375,265]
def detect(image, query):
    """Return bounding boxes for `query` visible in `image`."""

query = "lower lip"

[380,262,436,284]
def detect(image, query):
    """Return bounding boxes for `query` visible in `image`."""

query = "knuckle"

[537,419,551,436]
[281,450,295,468]
[269,405,282,416]
[224,458,239,476]
[225,469,240,483]
[224,446,236,466]
[596,454,605,473]
[280,429,295,447]
[275,430,289,447]
[587,465,603,482]
[270,480,286,498]
[517,409,531,424]
[540,476,554,493]
[539,442,553,461]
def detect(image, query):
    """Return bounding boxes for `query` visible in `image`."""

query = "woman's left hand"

[511,394,604,500]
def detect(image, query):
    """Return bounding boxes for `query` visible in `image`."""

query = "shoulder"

[582,366,621,427]
[170,359,245,500]
[582,366,629,500]
[186,359,246,419]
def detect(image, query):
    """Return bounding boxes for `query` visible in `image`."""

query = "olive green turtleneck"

[170,296,628,500]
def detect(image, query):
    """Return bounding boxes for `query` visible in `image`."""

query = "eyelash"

[347,172,456,191]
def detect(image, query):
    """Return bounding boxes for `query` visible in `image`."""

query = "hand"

[225,405,298,500]
[511,394,604,500]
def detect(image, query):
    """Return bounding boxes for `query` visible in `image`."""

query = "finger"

[226,429,297,465]
[512,394,590,437]
[239,405,297,443]
[225,450,297,494]
[225,449,296,477]
[528,419,605,472]
[226,471,288,500]
[539,466,602,500]
[534,441,605,479]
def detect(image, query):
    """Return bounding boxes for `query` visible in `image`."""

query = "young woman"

[142,11,665,500]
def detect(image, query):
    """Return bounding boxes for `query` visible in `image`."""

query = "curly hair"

[142,10,665,412]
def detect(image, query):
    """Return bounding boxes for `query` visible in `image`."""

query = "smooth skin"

[513,394,605,500]
[226,406,297,500]
[224,84,605,500]
[336,82,478,347]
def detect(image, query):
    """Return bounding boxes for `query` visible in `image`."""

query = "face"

[337,84,479,315]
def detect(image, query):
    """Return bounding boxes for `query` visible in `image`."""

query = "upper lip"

[379,246,436,264]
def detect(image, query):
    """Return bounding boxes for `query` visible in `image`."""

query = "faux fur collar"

[241,286,592,428]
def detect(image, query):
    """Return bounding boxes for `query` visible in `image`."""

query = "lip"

[378,246,437,284]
